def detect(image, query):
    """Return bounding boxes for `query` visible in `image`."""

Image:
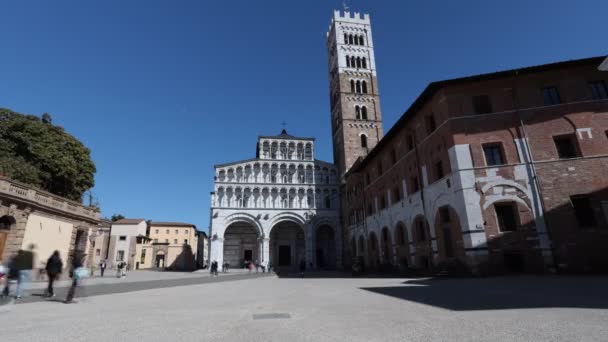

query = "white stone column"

[306,223,315,268]
[261,238,270,266]
[210,238,224,266]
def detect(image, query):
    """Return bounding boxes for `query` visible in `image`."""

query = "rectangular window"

[140,249,146,263]
[96,249,101,256]
[435,161,444,180]
[155,229,159,234]
[411,176,420,193]
[483,143,505,166]
[440,207,451,223]
[175,229,178,234]
[590,80,608,100]
[119,236,126,241]
[553,134,579,159]
[542,86,561,105]
[117,250,125,261]
[153,239,158,243]
[426,114,437,134]
[174,239,178,244]
[472,95,492,114]
[495,203,518,232]
[166,229,169,234]
[165,239,169,243]
[571,196,597,227]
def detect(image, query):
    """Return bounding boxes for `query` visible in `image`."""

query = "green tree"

[111,214,125,222]
[0,108,96,201]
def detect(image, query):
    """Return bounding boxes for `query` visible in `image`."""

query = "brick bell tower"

[326,9,384,178]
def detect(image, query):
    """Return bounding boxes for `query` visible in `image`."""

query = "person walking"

[45,251,63,298]
[14,245,35,299]
[248,261,254,274]
[1,254,18,298]
[99,260,106,277]
[210,260,218,277]
[65,253,84,304]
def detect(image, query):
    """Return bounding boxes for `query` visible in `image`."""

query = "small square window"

[166,229,169,234]
[175,229,178,234]
[495,203,518,232]
[426,114,437,134]
[542,86,561,105]
[589,80,607,100]
[174,239,178,244]
[119,236,126,241]
[473,95,492,114]
[553,135,579,159]
[155,229,159,234]
[483,143,505,166]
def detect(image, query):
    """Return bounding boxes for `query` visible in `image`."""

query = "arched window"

[346,55,350,67]
[359,35,365,45]
[348,34,353,44]
[361,106,368,120]
[350,79,355,93]
[361,134,368,148]
[325,196,331,209]
[356,57,361,68]
[362,57,367,69]
[355,106,361,120]
[344,33,348,44]
[350,56,355,67]
[356,80,361,93]
[362,81,368,94]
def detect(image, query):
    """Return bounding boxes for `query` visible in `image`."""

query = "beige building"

[91,219,111,267]
[196,231,209,268]
[138,222,198,270]
[0,176,100,273]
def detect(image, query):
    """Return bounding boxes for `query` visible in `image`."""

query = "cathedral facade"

[208,130,341,270]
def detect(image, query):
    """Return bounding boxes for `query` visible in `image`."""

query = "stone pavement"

[1,274,608,342]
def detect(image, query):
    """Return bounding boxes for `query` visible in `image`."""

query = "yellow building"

[138,222,198,270]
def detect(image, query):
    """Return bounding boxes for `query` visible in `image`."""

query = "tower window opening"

[355,106,361,120]
[359,35,365,45]
[356,80,361,93]
[362,57,367,69]
[362,81,368,94]
[348,34,354,44]
[350,79,355,93]
[361,106,368,120]
[344,33,348,44]
[356,57,361,68]
[361,134,368,148]
[346,55,350,67]
[350,56,355,68]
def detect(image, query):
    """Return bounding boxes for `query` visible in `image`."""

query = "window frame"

[494,202,519,232]
[472,95,493,114]
[482,143,506,166]
[553,134,580,159]
[589,80,608,100]
[542,86,561,106]
[570,195,597,228]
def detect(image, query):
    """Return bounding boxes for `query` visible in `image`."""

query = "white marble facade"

[209,130,342,270]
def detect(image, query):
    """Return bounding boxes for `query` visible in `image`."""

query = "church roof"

[259,129,315,141]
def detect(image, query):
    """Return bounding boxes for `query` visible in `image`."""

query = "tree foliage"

[0,108,96,201]
[111,214,125,222]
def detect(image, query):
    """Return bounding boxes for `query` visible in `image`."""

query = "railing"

[0,176,99,221]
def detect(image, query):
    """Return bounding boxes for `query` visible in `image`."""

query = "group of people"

[209,259,272,277]
[0,245,85,304]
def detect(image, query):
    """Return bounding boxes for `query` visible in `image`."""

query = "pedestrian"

[13,245,35,299]
[116,261,125,278]
[45,251,63,298]
[99,260,106,277]
[210,260,218,277]
[65,253,85,304]
[248,261,254,274]
[300,259,306,278]
[1,253,18,298]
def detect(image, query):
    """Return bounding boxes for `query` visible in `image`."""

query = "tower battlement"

[327,9,371,36]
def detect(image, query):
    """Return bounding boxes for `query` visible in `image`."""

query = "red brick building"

[342,56,608,274]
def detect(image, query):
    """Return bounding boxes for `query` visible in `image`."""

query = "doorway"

[278,246,291,266]
[244,249,253,262]
[155,254,165,268]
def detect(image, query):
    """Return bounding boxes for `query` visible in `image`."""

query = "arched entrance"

[270,220,305,271]
[394,222,410,269]
[368,232,379,269]
[380,227,393,265]
[155,251,166,268]
[223,221,260,268]
[412,215,432,269]
[315,224,336,269]
[0,216,16,261]
[434,206,465,262]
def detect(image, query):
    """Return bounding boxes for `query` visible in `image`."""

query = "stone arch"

[412,215,432,269]
[222,213,264,238]
[269,219,306,270]
[433,205,465,262]
[368,231,380,269]
[394,221,410,269]
[315,224,336,269]
[380,226,393,265]
[223,221,260,268]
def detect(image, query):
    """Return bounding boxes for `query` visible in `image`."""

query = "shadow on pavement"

[360,275,608,311]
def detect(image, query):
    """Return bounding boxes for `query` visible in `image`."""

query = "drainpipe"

[511,71,558,272]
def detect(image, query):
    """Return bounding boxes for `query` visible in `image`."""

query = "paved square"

[1,274,608,341]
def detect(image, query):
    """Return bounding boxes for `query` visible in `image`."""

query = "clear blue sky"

[1,0,606,232]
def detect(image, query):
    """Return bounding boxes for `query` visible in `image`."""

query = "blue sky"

[1,0,606,232]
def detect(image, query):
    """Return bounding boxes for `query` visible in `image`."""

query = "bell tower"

[326,9,384,178]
